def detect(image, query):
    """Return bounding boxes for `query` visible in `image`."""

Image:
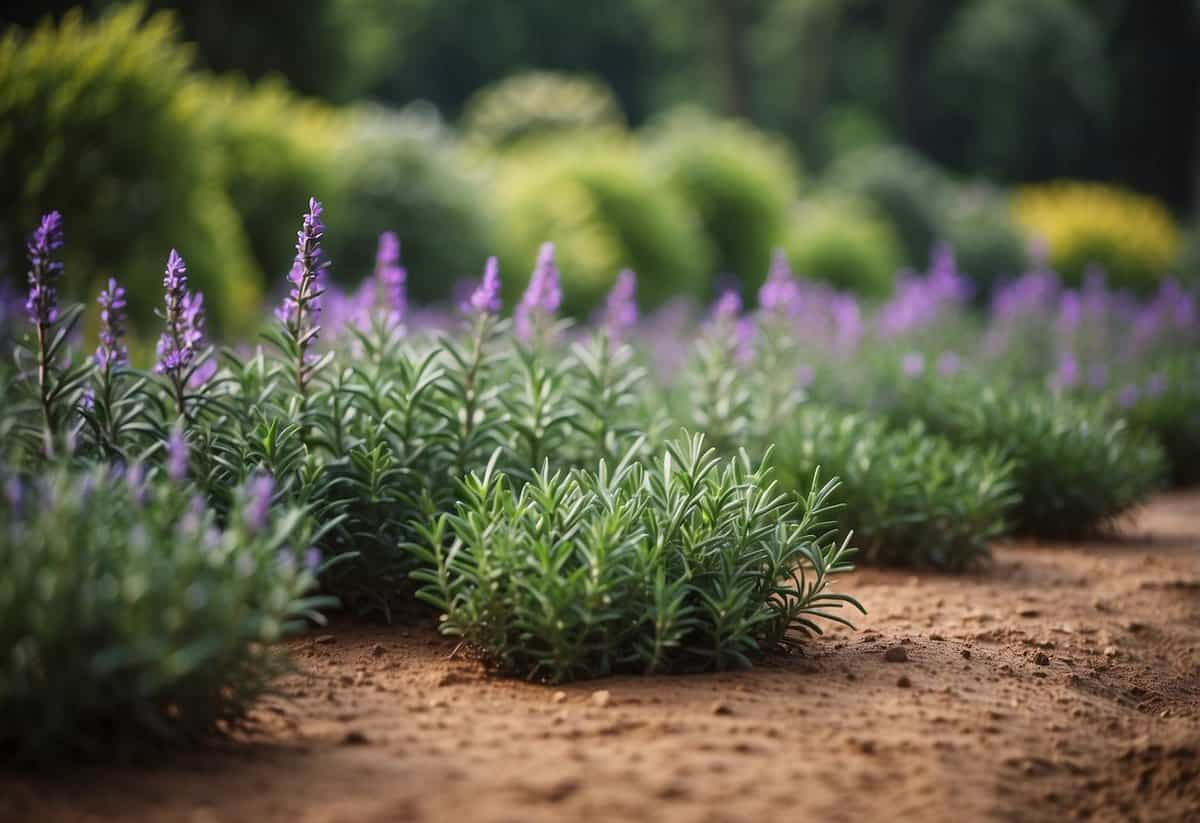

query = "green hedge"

[0,7,258,334]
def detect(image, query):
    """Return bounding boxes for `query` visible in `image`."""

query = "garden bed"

[6,490,1198,823]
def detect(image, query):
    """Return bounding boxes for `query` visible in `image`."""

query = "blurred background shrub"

[327,107,496,301]
[462,70,626,151]
[1012,182,1182,293]
[940,185,1029,297]
[782,198,901,297]
[1,0,1197,319]
[0,6,258,333]
[645,108,799,292]
[196,77,344,292]
[494,135,711,314]
[824,144,950,269]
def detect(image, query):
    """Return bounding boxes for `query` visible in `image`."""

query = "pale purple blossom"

[603,269,638,340]
[244,473,275,533]
[375,231,406,320]
[166,427,188,483]
[465,256,502,315]
[901,352,925,378]
[758,249,802,317]
[94,277,128,369]
[709,289,742,326]
[304,547,323,573]
[1052,352,1080,390]
[515,243,562,339]
[936,351,962,377]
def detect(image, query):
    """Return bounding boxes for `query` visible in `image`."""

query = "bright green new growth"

[408,432,864,683]
[0,467,329,759]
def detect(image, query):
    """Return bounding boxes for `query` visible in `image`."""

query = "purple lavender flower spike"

[95,277,128,369]
[156,249,207,378]
[829,294,862,351]
[375,231,407,321]
[1117,384,1139,409]
[758,249,801,317]
[277,197,328,342]
[710,288,742,326]
[515,242,562,339]
[901,352,925,378]
[304,546,323,573]
[936,351,962,377]
[603,269,638,340]
[1052,352,1080,390]
[465,256,503,315]
[1087,363,1108,390]
[244,472,275,533]
[25,211,64,328]
[166,426,188,483]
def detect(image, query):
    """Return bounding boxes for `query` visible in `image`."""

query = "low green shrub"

[646,108,800,291]
[1116,358,1200,488]
[407,433,864,682]
[328,108,496,301]
[825,144,951,267]
[783,198,903,297]
[941,185,1029,297]
[897,383,1166,538]
[495,136,711,314]
[773,409,1015,570]
[462,70,626,150]
[0,465,328,759]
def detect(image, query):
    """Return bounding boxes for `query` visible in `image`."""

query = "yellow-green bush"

[646,108,800,291]
[462,70,626,151]
[494,136,711,314]
[195,77,345,291]
[782,199,902,297]
[1012,182,1180,292]
[0,7,259,334]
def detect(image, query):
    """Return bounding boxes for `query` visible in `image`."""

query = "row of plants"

[4,8,1194,336]
[2,192,1191,756]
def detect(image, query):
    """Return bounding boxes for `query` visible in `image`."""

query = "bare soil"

[4,492,1199,823]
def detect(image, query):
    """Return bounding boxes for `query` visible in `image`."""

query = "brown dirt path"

[4,493,1198,823]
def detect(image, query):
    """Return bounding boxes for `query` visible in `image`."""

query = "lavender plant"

[407,432,863,682]
[0,464,330,759]
[12,212,91,458]
[772,409,1016,570]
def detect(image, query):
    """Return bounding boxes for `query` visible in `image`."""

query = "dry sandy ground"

[4,492,1199,823]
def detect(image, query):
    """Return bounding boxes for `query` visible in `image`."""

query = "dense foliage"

[409,434,863,681]
[0,465,328,759]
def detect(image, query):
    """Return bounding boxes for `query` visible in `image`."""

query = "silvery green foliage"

[407,432,864,682]
[773,408,1016,571]
[0,466,330,759]
[892,382,1166,538]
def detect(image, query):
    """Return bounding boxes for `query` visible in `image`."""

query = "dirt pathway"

[4,493,1198,823]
